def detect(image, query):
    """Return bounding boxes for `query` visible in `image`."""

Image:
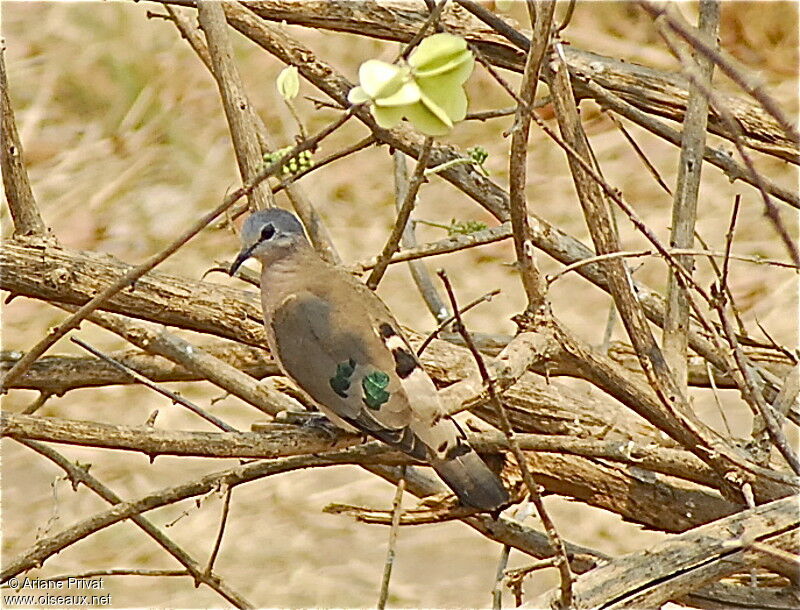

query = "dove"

[230,208,508,511]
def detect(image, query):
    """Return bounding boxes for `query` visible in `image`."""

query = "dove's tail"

[430,447,509,512]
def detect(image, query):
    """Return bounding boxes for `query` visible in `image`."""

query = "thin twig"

[204,486,233,577]
[607,114,672,196]
[358,222,512,271]
[417,289,501,356]
[493,544,511,610]
[437,269,574,608]
[397,0,448,60]
[22,391,53,415]
[555,0,577,33]
[453,0,531,51]
[547,246,796,284]
[721,195,741,294]
[715,303,800,475]
[466,106,516,122]
[706,360,733,437]
[505,558,560,606]
[367,137,433,289]
[377,466,406,610]
[0,108,354,391]
[71,337,238,433]
[272,136,376,196]
[694,226,747,336]
[664,0,719,387]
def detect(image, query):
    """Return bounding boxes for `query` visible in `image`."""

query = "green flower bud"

[276,65,300,101]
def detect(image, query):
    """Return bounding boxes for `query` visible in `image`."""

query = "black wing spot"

[445,441,472,461]
[378,323,396,338]
[437,441,449,453]
[392,347,418,379]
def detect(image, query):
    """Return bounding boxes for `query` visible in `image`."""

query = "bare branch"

[1,43,46,237]
[356,222,512,272]
[547,494,799,608]
[663,0,719,388]
[417,289,501,356]
[507,0,554,312]
[203,485,233,578]
[197,0,274,212]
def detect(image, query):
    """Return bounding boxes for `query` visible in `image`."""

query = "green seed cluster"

[467,145,488,165]
[447,218,488,236]
[263,147,314,176]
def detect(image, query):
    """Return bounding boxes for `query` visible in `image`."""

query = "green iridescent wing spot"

[330,358,357,398]
[362,370,391,410]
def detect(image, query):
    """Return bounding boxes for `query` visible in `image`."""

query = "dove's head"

[229,208,309,275]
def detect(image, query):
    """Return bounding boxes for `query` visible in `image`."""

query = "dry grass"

[2,1,797,607]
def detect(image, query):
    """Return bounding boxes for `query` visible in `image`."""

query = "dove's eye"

[260,224,276,241]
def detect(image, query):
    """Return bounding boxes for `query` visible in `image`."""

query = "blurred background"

[2,2,797,607]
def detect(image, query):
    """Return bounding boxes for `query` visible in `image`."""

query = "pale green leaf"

[373,80,421,107]
[358,59,406,99]
[402,100,452,136]
[372,104,406,129]
[347,86,371,104]
[418,89,454,128]
[417,72,470,122]
[409,33,468,73]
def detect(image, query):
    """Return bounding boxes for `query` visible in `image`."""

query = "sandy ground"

[2,2,797,608]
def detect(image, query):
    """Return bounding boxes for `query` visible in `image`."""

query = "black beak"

[229,245,255,276]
